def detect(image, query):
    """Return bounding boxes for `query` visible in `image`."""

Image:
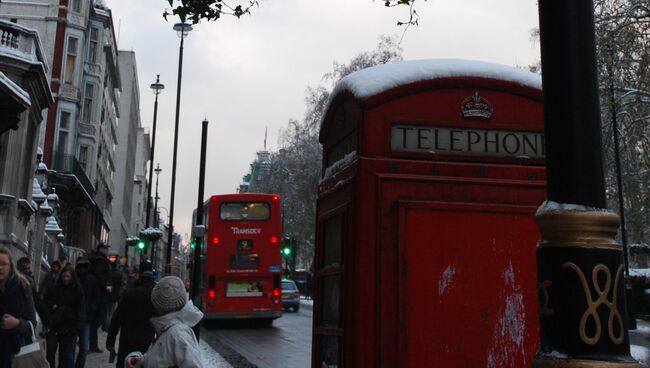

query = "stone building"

[130,127,150,264]
[109,50,144,256]
[0,0,122,253]
[0,19,53,262]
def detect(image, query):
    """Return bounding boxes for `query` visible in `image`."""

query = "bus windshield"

[220,202,270,221]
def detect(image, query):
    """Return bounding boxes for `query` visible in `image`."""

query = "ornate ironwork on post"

[534,209,637,367]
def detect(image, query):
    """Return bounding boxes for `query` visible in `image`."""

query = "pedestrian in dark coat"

[16,256,49,327]
[105,261,125,330]
[125,276,203,368]
[75,256,99,368]
[106,268,157,368]
[89,242,112,352]
[44,265,85,368]
[0,246,37,368]
[39,260,61,298]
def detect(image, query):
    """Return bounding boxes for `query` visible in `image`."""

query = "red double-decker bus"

[196,193,283,322]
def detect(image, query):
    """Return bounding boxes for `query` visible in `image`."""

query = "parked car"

[282,279,300,312]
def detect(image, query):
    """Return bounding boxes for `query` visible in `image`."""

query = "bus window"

[230,253,259,269]
[220,202,270,221]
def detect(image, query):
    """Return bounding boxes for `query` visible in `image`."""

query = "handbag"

[12,321,50,368]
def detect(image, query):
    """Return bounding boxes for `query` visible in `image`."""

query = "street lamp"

[150,163,162,261]
[153,164,162,227]
[167,21,193,272]
[145,75,164,229]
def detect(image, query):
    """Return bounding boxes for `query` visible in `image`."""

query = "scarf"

[0,274,26,368]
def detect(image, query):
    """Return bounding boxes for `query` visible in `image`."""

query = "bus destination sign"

[391,124,545,159]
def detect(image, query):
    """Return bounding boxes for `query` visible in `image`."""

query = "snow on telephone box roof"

[322,58,542,127]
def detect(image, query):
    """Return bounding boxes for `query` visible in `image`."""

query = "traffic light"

[281,237,292,258]
[136,239,147,253]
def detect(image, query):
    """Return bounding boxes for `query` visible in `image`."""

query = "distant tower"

[242,127,271,193]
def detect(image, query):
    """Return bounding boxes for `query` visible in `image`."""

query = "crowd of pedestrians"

[0,242,203,368]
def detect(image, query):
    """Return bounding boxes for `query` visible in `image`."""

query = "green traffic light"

[282,246,291,256]
[137,241,145,251]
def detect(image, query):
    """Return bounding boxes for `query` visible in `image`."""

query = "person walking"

[15,256,49,332]
[105,260,125,330]
[74,257,98,368]
[0,246,37,368]
[106,263,157,368]
[44,265,85,368]
[89,242,112,353]
[39,260,61,298]
[125,276,203,368]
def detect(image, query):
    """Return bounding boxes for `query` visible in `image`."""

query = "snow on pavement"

[631,345,649,367]
[200,338,233,367]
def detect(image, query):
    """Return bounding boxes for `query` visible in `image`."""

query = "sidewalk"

[631,319,650,367]
[84,329,232,368]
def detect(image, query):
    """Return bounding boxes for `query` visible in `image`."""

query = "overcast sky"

[106,0,540,241]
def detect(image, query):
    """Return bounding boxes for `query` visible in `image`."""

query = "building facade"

[131,127,150,237]
[1,0,122,253]
[0,19,53,263]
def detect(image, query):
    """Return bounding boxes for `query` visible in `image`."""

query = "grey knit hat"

[151,276,187,315]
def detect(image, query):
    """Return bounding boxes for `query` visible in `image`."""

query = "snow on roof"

[329,59,542,104]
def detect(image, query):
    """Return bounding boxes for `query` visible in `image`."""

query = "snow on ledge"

[328,58,541,106]
[0,71,31,107]
[321,150,357,182]
[140,227,164,236]
[630,268,650,278]
[535,200,610,216]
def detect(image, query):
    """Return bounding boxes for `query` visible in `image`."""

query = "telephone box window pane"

[326,131,357,168]
[230,254,259,269]
[323,215,342,267]
[318,335,340,368]
[320,274,340,327]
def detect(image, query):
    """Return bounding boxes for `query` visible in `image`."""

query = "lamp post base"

[534,209,638,367]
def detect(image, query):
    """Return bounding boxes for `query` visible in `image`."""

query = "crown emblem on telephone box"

[460,91,493,119]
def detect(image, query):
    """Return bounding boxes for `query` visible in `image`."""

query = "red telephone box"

[313,59,546,367]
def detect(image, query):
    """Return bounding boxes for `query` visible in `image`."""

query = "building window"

[78,145,89,170]
[59,110,70,130]
[64,37,78,84]
[82,83,94,123]
[88,27,99,63]
[70,0,81,13]
[54,111,71,166]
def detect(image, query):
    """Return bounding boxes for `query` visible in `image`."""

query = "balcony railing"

[0,20,47,67]
[51,152,96,197]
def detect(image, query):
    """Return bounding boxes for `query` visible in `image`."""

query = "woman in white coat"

[126,276,203,368]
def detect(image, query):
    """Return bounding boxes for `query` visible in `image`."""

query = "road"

[202,306,313,368]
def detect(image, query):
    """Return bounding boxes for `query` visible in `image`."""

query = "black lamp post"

[151,163,162,262]
[166,22,193,273]
[145,75,164,229]
[191,118,209,341]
